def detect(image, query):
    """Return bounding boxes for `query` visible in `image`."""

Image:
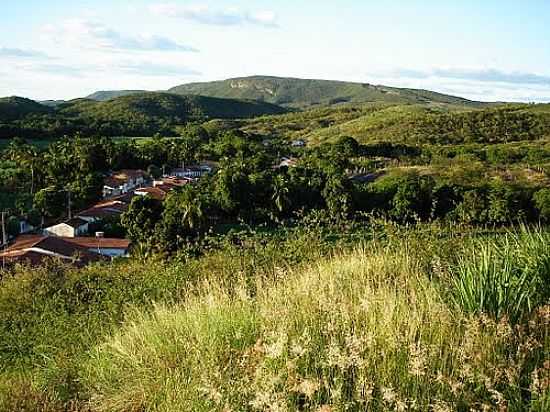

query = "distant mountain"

[59,92,286,120]
[0,96,53,122]
[168,75,486,109]
[40,100,67,108]
[85,90,148,102]
[0,92,288,138]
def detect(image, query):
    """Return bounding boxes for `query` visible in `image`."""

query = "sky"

[1,0,550,102]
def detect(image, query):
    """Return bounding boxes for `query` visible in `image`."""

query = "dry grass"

[81,238,550,411]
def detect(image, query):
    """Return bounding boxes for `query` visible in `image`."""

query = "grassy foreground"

[1,225,549,411]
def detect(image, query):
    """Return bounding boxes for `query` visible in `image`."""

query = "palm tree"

[272,174,291,213]
[5,139,38,196]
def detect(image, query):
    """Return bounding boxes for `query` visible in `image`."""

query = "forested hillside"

[169,75,487,108]
[0,93,287,138]
[236,103,550,145]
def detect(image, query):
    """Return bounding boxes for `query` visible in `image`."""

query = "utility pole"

[67,190,72,220]
[1,211,7,247]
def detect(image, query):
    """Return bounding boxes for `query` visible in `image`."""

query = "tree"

[33,186,66,221]
[4,138,38,195]
[121,196,163,245]
[160,187,210,251]
[534,188,550,222]
[271,174,291,214]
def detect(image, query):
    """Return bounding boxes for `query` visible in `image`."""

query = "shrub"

[451,228,550,321]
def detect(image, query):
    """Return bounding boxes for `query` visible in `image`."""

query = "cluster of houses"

[1,165,213,269]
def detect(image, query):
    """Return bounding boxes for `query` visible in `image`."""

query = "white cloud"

[42,19,198,52]
[367,67,550,103]
[150,3,278,27]
[387,67,550,87]
[15,60,200,79]
[0,47,50,59]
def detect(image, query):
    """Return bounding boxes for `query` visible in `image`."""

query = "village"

[0,164,213,268]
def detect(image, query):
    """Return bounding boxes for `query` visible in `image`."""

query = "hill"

[85,90,148,101]
[0,92,288,138]
[234,102,550,145]
[168,75,487,109]
[0,96,53,122]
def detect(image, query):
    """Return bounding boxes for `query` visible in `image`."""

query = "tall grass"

[82,238,550,411]
[451,228,550,322]
[1,225,549,411]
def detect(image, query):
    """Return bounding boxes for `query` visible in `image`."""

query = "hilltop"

[0,96,53,122]
[85,90,148,101]
[168,75,488,109]
[0,92,287,138]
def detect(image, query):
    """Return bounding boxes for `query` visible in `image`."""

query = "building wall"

[44,224,76,238]
[86,247,128,258]
[44,223,89,238]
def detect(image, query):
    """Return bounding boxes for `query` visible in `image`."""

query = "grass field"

[1,223,549,411]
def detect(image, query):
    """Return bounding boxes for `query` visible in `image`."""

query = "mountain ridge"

[167,75,489,109]
[18,75,490,109]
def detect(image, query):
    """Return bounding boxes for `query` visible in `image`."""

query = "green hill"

[0,92,287,138]
[235,102,550,145]
[85,90,148,101]
[169,75,487,109]
[0,96,53,122]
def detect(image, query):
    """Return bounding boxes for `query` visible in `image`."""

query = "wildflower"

[381,386,396,404]
[408,342,427,377]
[295,379,320,400]
[430,400,452,412]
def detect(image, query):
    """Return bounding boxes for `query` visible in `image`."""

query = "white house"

[170,165,212,179]
[44,217,89,238]
[103,170,147,198]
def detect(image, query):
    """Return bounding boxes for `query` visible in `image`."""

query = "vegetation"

[0,92,287,139]
[1,76,550,410]
[168,75,486,109]
[0,224,549,411]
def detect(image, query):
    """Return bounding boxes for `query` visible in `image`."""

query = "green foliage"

[169,75,483,109]
[120,196,164,246]
[534,189,550,221]
[451,229,550,322]
[0,92,287,139]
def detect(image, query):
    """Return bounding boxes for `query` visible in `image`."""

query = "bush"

[451,228,550,322]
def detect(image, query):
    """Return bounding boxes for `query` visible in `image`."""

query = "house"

[0,235,107,268]
[291,139,306,147]
[103,170,147,198]
[18,219,36,235]
[154,177,193,187]
[44,217,89,238]
[170,165,212,179]
[135,186,171,201]
[77,199,129,223]
[63,236,131,258]
[274,157,298,169]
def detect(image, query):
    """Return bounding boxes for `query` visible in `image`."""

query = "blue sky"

[2,0,550,102]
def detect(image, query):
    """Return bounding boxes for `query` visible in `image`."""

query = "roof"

[64,237,131,250]
[78,200,129,219]
[135,186,170,201]
[158,177,192,186]
[1,235,107,267]
[63,217,89,229]
[104,170,146,187]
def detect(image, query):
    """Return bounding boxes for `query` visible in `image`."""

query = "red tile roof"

[78,200,129,219]
[104,170,147,188]
[64,237,130,249]
[135,187,169,201]
[1,235,107,267]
